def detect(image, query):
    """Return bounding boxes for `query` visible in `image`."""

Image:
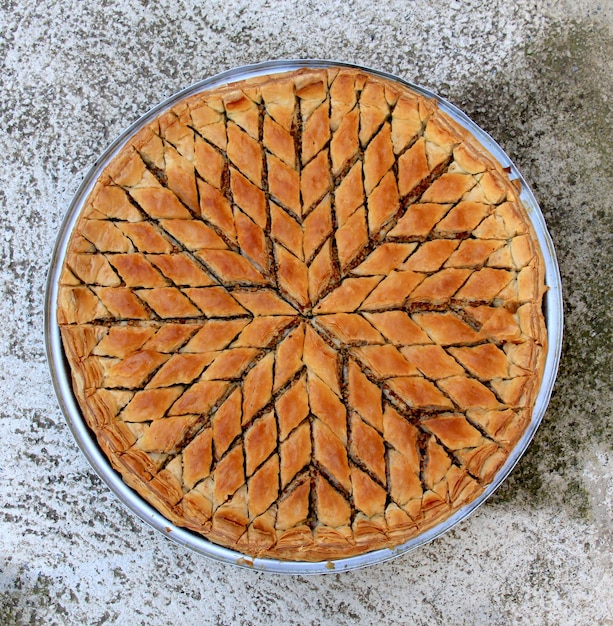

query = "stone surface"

[0,0,611,624]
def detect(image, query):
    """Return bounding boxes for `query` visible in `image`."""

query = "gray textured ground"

[1,0,612,624]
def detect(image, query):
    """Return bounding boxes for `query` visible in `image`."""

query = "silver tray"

[45,60,563,574]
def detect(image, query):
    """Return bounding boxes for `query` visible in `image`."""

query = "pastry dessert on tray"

[57,66,547,561]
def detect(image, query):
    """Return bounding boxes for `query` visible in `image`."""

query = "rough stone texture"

[0,0,611,624]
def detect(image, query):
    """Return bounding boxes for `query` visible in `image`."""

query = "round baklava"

[57,67,547,561]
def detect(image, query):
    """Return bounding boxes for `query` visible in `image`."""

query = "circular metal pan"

[45,60,563,575]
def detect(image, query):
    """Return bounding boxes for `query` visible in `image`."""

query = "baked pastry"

[57,66,547,562]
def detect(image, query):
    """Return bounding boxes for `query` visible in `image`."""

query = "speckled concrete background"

[1,0,611,624]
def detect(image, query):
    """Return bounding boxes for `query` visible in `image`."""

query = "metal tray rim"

[45,59,563,575]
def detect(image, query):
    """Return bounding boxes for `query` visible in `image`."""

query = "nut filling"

[57,67,547,561]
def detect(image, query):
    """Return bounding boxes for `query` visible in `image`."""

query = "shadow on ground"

[446,18,612,518]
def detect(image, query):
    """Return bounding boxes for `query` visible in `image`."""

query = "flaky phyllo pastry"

[58,67,547,561]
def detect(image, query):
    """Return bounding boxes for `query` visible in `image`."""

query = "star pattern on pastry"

[57,67,547,561]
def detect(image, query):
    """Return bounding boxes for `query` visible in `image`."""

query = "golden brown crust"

[58,67,547,562]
